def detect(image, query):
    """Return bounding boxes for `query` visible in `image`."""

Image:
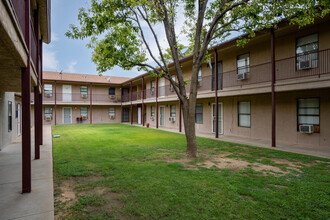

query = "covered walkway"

[0,125,54,220]
[134,124,330,159]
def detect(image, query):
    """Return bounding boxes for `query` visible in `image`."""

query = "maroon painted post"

[271,28,276,147]
[54,80,57,125]
[34,86,40,159]
[156,77,159,129]
[142,77,145,126]
[90,83,93,124]
[120,86,123,123]
[215,50,219,138]
[22,0,31,193]
[39,37,43,145]
[179,100,182,132]
[130,82,133,124]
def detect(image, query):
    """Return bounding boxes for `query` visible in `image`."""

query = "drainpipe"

[130,82,133,124]
[142,77,145,126]
[156,77,159,129]
[39,37,43,145]
[271,28,276,147]
[90,83,92,124]
[215,49,219,138]
[54,81,57,125]
[22,0,31,193]
[179,100,182,132]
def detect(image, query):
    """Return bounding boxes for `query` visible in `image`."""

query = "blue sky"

[43,0,141,78]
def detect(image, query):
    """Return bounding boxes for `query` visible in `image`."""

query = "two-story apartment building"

[0,0,51,193]
[38,15,330,153]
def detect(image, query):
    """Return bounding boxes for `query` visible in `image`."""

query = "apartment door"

[63,107,72,124]
[122,107,129,122]
[159,78,165,97]
[138,107,142,124]
[62,85,72,102]
[159,106,165,126]
[212,103,223,134]
[17,103,21,136]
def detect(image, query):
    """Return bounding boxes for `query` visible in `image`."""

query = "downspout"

[156,77,159,129]
[215,49,219,138]
[271,28,276,147]
[142,77,145,126]
[90,83,92,124]
[130,82,133,124]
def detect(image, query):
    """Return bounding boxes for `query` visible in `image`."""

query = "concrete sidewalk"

[0,125,54,220]
[133,124,330,159]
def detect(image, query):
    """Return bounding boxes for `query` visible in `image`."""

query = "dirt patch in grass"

[54,176,127,219]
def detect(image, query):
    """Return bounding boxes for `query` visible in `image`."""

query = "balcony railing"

[40,93,122,103]
[30,20,37,68]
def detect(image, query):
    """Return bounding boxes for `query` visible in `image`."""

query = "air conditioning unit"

[169,86,174,92]
[109,115,115,119]
[82,115,88,120]
[150,116,155,121]
[299,124,314,133]
[45,115,52,121]
[110,95,115,99]
[197,80,202,87]
[81,94,88,99]
[169,117,176,122]
[46,93,52,98]
[237,72,248,80]
[150,88,155,94]
[298,59,312,70]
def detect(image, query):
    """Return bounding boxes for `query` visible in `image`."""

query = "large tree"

[67,0,329,158]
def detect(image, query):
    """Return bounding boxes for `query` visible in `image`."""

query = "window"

[237,53,250,75]
[8,101,12,132]
[296,33,318,70]
[297,98,320,132]
[169,75,175,91]
[44,107,53,119]
[80,107,88,117]
[44,84,53,97]
[15,103,18,118]
[238,101,251,127]
[151,80,155,92]
[109,87,115,95]
[151,106,155,117]
[109,107,115,116]
[170,105,176,117]
[80,86,88,95]
[195,104,203,123]
[198,68,202,86]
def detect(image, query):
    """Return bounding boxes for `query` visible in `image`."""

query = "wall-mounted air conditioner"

[46,93,52,98]
[110,95,115,99]
[81,94,88,99]
[297,59,312,70]
[237,72,248,80]
[299,124,314,133]
[169,117,176,122]
[109,115,115,119]
[45,116,52,121]
[82,115,88,120]
[150,116,155,121]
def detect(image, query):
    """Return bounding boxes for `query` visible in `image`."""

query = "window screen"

[151,106,155,117]
[44,84,53,96]
[80,86,88,95]
[238,101,251,127]
[44,107,53,117]
[109,107,115,116]
[297,98,320,131]
[195,104,203,123]
[237,54,250,75]
[109,87,115,95]
[80,107,88,117]
[170,105,176,117]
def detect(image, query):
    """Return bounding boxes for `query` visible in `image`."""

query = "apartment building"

[0,0,51,193]
[38,15,330,152]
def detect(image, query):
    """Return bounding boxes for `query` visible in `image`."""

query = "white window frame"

[238,101,251,128]
[44,84,53,97]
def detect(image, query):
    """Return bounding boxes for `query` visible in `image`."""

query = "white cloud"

[67,61,77,73]
[43,47,59,71]
[51,32,59,41]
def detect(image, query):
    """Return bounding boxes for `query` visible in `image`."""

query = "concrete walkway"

[0,125,54,220]
[133,124,330,159]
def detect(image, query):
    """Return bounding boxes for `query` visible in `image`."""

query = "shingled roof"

[43,71,131,84]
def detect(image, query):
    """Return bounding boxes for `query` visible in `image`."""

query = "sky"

[43,0,141,78]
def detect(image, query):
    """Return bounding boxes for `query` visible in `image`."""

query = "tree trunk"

[181,99,198,158]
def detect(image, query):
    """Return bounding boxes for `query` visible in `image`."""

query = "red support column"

[142,77,145,126]
[179,100,182,132]
[215,50,219,138]
[90,83,93,124]
[271,28,276,147]
[54,81,57,125]
[120,87,122,123]
[156,77,159,129]
[34,87,40,159]
[130,82,133,124]
[22,0,31,193]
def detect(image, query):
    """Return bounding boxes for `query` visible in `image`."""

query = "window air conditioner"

[298,59,312,70]
[237,72,248,80]
[150,116,155,121]
[169,117,176,122]
[110,95,115,99]
[150,88,155,94]
[81,94,88,99]
[82,115,88,120]
[46,93,51,98]
[109,115,115,119]
[299,124,314,133]
[45,115,52,121]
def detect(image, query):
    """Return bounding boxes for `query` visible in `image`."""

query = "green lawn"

[52,124,330,219]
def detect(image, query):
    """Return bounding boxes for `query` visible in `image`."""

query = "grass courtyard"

[52,124,330,219]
